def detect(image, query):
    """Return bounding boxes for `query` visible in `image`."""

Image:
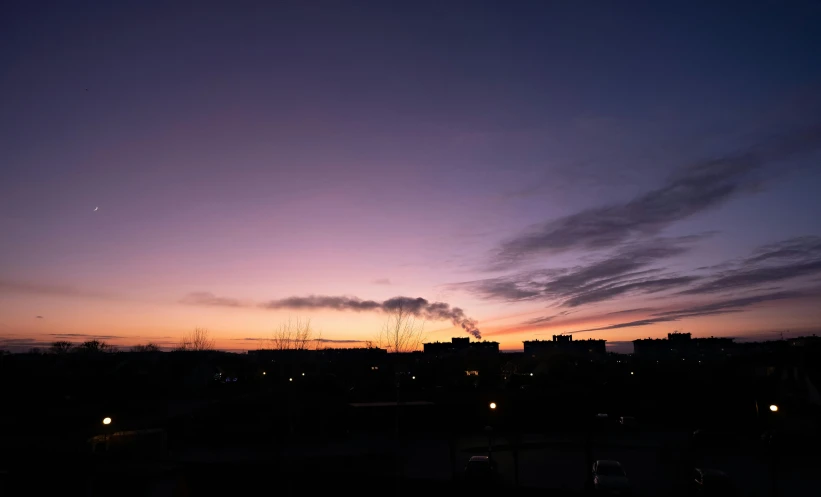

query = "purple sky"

[2,1,821,352]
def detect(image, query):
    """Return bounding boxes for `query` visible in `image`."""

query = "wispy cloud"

[48,333,129,339]
[0,280,83,297]
[372,278,392,285]
[681,236,821,295]
[602,307,656,316]
[491,125,821,268]
[523,310,571,326]
[180,292,245,307]
[570,290,807,333]
[523,315,557,326]
[455,236,704,307]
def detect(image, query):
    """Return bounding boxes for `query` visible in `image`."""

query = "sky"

[2,1,821,353]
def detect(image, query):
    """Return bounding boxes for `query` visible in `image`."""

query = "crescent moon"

[94,207,98,211]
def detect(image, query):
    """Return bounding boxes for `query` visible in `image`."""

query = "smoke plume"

[261,295,481,339]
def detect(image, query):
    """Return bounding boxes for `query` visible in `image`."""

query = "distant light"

[769,404,778,412]
[263,372,266,375]
[489,402,497,410]
[530,373,534,377]
[302,373,305,376]
[289,378,293,382]
[412,376,416,380]
[630,372,634,375]
[102,417,112,425]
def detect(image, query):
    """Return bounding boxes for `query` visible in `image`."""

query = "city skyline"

[2,1,821,352]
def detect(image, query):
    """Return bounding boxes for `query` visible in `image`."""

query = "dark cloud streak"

[493,126,821,267]
[570,290,805,333]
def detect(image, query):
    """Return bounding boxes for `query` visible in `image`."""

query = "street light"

[769,404,779,412]
[102,417,112,425]
[289,378,293,382]
[489,402,497,410]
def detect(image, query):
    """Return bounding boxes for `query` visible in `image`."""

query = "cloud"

[681,236,821,295]
[523,315,557,326]
[523,310,572,326]
[0,338,50,352]
[0,279,121,301]
[180,292,245,307]
[35,316,43,319]
[231,337,365,344]
[563,276,700,307]
[48,333,128,339]
[569,290,805,333]
[456,236,703,308]
[602,307,656,316]
[261,295,481,339]
[0,280,82,297]
[372,278,392,285]
[492,125,821,267]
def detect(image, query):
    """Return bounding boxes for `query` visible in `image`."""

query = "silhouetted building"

[523,334,606,357]
[423,337,499,356]
[632,332,735,360]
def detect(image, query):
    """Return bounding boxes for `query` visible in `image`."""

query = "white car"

[592,459,630,494]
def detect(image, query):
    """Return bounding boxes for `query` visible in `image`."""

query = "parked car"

[592,459,630,494]
[693,468,735,495]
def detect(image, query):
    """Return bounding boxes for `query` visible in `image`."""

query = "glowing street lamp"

[769,404,779,412]
[489,402,497,410]
[102,417,112,425]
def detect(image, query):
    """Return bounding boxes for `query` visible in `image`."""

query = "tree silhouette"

[77,340,111,353]
[177,328,214,351]
[375,301,426,353]
[269,317,322,350]
[50,341,74,354]
[131,343,161,352]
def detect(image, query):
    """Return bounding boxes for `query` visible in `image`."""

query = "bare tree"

[131,343,161,352]
[178,328,215,351]
[50,341,74,354]
[375,302,426,353]
[269,317,322,350]
[77,340,111,353]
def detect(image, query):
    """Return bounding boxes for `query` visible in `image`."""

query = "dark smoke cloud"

[261,295,481,339]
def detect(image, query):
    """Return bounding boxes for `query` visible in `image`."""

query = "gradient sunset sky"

[2,1,821,353]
